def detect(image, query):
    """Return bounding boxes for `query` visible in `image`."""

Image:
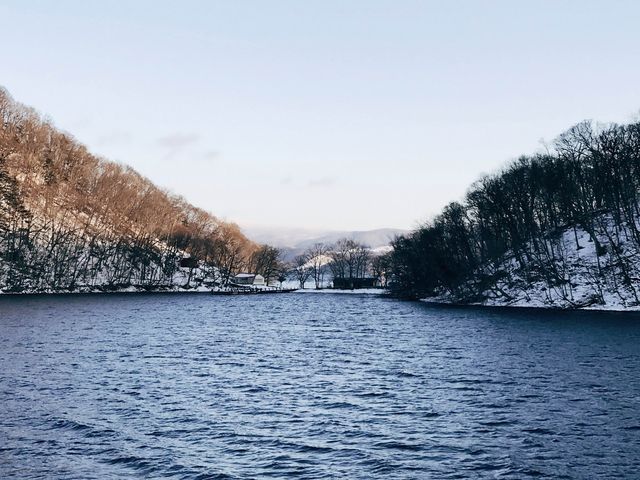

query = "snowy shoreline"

[421,297,640,313]
[4,286,638,311]
[412,217,640,314]
[293,288,389,295]
[0,287,391,296]
[0,286,216,296]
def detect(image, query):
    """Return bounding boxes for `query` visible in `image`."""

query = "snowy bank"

[294,288,388,295]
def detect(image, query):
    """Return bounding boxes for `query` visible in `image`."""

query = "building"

[179,256,199,268]
[231,273,266,286]
[332,277,378,289]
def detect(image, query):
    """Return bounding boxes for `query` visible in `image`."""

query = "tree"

[390,118,640,303]
[0,86,258,292]
[328,238,372,286]
[249,245,283,285]
[371,252,392,287]
[304,242,329,289]
[292,254,312,289]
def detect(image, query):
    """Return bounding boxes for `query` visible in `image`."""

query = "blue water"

[1,293,640,479]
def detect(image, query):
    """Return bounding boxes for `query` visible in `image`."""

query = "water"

[1,293,640,479]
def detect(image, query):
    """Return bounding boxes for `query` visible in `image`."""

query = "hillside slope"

[0,87,256,293]
[436,214,640,310]
[391,118,640,310]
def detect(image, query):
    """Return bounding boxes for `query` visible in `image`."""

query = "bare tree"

[292,254,312,289]
[329,238,372,287]
[0,87,259,292]
[304,242,329,289]
[249,245,283,285]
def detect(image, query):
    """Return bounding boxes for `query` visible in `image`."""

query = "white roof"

[234,273,255,278]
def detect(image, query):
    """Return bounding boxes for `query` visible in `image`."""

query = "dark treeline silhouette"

[0,87,258,292]
[391,119,640,306]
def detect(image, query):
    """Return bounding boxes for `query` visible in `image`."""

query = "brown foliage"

[0,86,257,291]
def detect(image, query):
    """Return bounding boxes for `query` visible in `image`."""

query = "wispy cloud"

[157,133,200,149]
[202,150,220,163]
[156,133,200,160]
[95,131,132,146]
[307,177,337,188]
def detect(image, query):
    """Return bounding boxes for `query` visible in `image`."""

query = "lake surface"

[1,293,640,479]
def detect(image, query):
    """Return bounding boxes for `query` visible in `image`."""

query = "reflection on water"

[1,293,639,479]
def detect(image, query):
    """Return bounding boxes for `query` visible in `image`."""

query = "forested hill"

[391,118,640,309]
[0,87,257,292]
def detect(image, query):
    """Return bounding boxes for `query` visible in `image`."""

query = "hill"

[0,87,257,292]
[390,119,640,310]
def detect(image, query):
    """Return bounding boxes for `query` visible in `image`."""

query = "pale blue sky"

[2,1,640,230]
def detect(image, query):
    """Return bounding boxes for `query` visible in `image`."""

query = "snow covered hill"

[0,87,256,293]
[427,213,640,310]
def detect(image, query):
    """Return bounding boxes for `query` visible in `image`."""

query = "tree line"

[0,87,259,292]
[390,119,640,305]
[291,239,392,289]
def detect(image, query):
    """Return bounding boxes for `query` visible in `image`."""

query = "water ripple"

[1,293,640,479]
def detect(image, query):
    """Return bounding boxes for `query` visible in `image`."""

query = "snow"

[422,212,640,311]
[292,254,333,271]
[294,288,388,295]
[371,245,393,255]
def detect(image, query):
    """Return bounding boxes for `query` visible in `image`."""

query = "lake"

[1,293,639,479]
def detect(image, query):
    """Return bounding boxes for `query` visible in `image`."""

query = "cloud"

[156,133,200,149]
[307,176,337,188]
[202,150,220,162]
[95,131,132,146]
[156,133,201,160]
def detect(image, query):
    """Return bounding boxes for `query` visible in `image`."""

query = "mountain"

[293,228,407,251]
[244,226,408,260]
[0,87,256,292]
[390,119,640,310]
[240,226,331,249]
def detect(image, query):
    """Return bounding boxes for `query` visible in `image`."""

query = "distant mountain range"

[242,227,408,260]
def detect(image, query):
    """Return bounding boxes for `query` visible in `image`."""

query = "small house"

[332,277,378,289]
[232,273,256,285]
[231,273,267,286]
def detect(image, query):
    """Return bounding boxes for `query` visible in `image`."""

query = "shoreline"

[0,287,391,297]
[420,298,640,313]
[0,287,390,298]
[3,287,638,312]
[0,288,215,297]
[293,288,389,295]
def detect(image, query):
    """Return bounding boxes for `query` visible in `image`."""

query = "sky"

[2,1,640,231]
